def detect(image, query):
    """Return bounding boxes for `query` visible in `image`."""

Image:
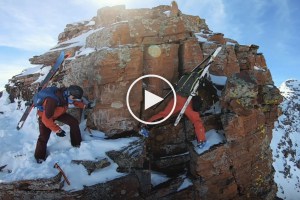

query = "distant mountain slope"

[271,79,300,200]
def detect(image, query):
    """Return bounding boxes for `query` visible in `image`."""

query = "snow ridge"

[271,79,300,200]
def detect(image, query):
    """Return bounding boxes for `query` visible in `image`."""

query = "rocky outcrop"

[4,3,283,199]
[6,73,40,102]
[71,158,111,175]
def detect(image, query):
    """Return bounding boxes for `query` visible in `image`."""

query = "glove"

[86,102,94,109]
[56,130,66,137]
[25,101,33,106]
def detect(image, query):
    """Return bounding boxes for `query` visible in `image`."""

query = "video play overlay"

[126,74,176,125]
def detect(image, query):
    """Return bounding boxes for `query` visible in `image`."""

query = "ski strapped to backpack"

[176,71,201,97]
[174,46,222,126]
[17,51,69,130]
[152,47,220,110]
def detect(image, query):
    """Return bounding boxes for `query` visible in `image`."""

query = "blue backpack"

[33,86,60,111]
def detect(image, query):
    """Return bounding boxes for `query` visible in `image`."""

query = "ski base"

[16,51,66,130]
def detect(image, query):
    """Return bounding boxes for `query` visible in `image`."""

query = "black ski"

[174,46,222,126]
[152,47,221,110]
[16,51,67,130]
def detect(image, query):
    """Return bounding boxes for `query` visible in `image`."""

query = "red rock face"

[5,3,282,199]
[180,38,203,73]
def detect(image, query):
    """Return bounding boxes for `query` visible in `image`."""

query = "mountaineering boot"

[36,159,44,164]
[197,140,207,149]
[139,127,149,138]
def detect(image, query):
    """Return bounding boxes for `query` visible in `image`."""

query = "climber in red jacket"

[34,85,92,163]
[141,72,207,148]
[146,93,206,148]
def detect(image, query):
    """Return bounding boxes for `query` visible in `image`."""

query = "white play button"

[144,90,164,110]
[126,74,177,125]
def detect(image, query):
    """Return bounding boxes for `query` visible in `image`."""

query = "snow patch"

[151,171,170,187]
[15,65,44,77]
[192,129,226,155]
[226,41,236,46]
[50,27,105,52]
[163,10,171,17]
[177,176,193,191]
[210,74,227,86]
[254,66,266,72]
[32,66,51,84]
[111,20,129,26]
[75,47,96,57]
[194,32,208,42]
[86,21,95,26]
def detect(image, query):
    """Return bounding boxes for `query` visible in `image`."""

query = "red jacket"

[37,89,85,133]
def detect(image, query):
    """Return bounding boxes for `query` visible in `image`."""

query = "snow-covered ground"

[0,91,138,191]
[271,79,300,200]
[0,91,194,192]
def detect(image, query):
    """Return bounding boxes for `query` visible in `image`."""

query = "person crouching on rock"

[140,72,207,148]
[34,85,91,164]
[145,93,206,148]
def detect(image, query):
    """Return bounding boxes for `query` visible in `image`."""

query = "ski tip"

[16,121,24,130]
[213,46,222,56]
[65,52,72,59]
[60,51,65,57]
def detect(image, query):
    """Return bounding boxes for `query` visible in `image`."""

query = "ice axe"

[54,162,70,185]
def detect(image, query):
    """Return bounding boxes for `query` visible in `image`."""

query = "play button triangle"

[144,90,164,110]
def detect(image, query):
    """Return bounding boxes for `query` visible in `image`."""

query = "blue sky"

[0,0,299,90]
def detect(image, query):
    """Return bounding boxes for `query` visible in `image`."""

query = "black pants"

[34,113,82,160]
